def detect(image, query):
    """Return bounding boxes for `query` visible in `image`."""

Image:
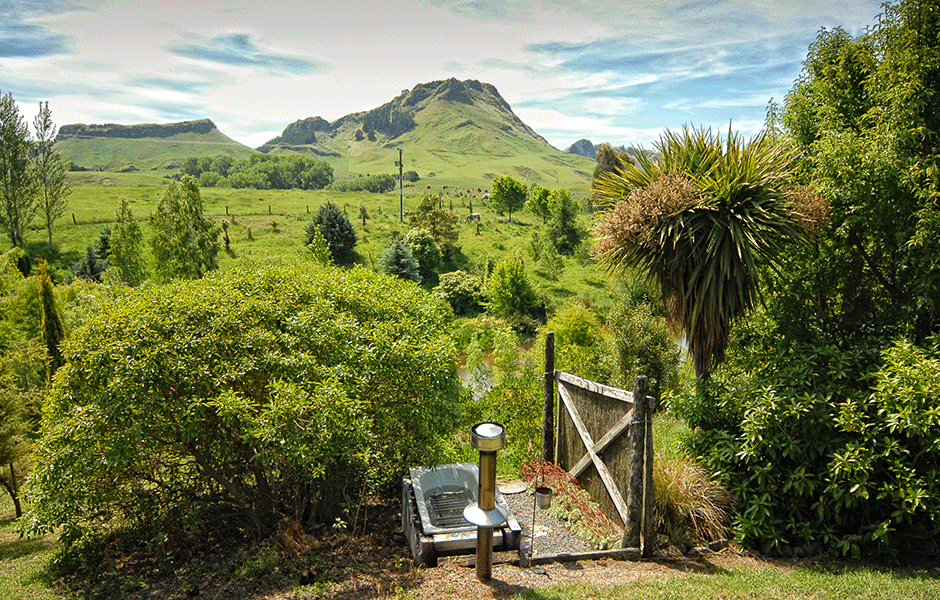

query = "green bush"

[434,271,484,317]
[677,338,940,560]
[22,265,463,547]
[484,254,541,321]
[605,301,681,400]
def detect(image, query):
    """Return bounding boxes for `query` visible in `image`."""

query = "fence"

[541,332,655,556]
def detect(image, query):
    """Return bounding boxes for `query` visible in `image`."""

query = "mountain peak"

[260,78,548,154]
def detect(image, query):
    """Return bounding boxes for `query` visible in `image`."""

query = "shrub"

[678,337,940,560]
[22,265,463,547]
[484,254,541,320]
[402,227,442,281]
[605,301,681,400]
[434,271,484,317]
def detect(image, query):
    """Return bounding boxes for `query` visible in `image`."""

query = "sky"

[1,0,883,151]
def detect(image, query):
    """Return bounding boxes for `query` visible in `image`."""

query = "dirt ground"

[123,500,778,600]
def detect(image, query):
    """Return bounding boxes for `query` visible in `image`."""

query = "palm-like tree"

[593,126,810,379]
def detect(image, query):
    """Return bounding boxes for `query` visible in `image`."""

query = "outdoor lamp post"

[464,422,508,583]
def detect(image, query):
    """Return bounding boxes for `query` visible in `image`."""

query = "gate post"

[622,376,648,550]
[542,332,555,463]
[643,394,656,557]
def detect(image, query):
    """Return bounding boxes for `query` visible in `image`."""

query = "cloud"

[170,33,329,76]
[0,23,69,57]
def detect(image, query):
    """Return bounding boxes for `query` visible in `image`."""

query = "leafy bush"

[433,271,484,317]
[677,337,940,560]
[22,265,463,547]
[402,228,442,281]
[484,254,541,321]
[605,301,682,400]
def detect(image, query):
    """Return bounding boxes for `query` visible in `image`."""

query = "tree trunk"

[0,463,22,518]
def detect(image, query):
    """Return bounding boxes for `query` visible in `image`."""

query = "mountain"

[57,119,256,172]
[564,139,597,159]
[260,78,595,185]
[565,139,645,162]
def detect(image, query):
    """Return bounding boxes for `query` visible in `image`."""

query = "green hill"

[57,119,257,172]
[260,79,596,187]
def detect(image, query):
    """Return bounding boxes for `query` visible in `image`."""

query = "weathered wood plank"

[555,370,635,404]
[623,376,648,549]
[642,394,655,557]
[558,383,631,526]
[569,406,635,478]
[542,332,555,463]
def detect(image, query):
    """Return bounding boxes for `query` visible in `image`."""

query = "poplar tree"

[33,102,71,249]
[150,176,220,282]
[109,198,146,286]
[0,92,37,248]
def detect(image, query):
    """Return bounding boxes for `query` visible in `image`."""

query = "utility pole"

[397,147,404,222]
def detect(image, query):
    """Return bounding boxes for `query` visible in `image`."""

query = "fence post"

[542,331,555,464]
[622,375,648,550]
[643,395,656,557]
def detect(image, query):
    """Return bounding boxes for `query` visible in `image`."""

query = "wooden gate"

[542,333,655,555]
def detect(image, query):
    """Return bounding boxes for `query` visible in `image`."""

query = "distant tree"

[527,184,551,223]
[355,129,365,141]
[150,176,220,282]
[485,253,539,318]
[378,237,422,283]
[305,201,357,264]
[547,189,581,254]
[32,103,71,249]
[490,175,527,222]
[108,198,146,286]
[402,227,442,281]
[359,201,368,228]
[592,143,634,188]
[403,170,420,182]
[71,227,110,281]
[409,195,459,258]
[0,92,37,248]
[540,242,564,281]
[210,155,235,177]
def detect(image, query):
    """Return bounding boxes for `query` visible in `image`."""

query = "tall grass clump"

[653,455,733,548]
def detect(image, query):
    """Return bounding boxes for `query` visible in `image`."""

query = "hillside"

[261,78,595,186]
[57,118,257,172]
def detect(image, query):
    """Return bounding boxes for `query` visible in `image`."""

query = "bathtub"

[402,462,522,566]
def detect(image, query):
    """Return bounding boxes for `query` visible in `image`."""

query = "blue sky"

[1,0,882,150]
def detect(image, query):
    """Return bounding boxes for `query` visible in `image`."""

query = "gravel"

[501,485,595,559]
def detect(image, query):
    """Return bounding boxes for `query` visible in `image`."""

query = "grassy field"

[24,172,639,321]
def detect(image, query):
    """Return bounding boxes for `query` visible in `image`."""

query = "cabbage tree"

[593,127,819,379]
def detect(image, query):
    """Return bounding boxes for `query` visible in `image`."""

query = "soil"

[118,490,779,600]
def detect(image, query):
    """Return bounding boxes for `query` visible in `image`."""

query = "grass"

[520,563,940,599]
[24,175,637,321]
[0,495,68,600]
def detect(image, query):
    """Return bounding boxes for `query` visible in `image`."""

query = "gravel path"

[500,483,595,559]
